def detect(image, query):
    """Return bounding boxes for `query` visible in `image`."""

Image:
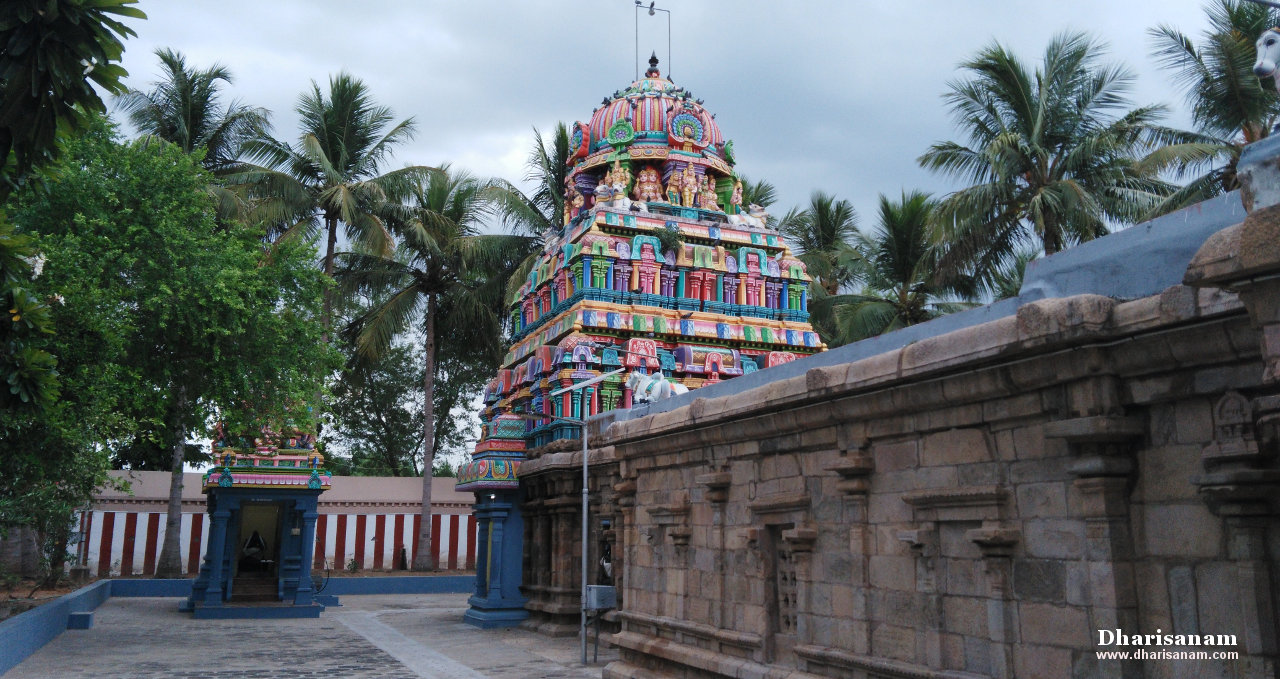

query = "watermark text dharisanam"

[1096,629,1239,661]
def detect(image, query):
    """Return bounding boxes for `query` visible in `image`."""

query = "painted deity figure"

[569,185,585,217]
[665,169,681,204]
[699,173,720,211]
[611,158,632,193]
[680,163,699,208]
[633,166,663,203]
[596,167,615,202]
[564,183,584,225]
[729,179,743,215]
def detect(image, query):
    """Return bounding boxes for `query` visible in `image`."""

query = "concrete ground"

[4,594,617,679]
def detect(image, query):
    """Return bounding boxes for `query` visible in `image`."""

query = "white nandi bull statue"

[625,370,688,403]
[727,203,768,229]
[594,181,630,210]
[594,181,650,212]
[1255,27,1280,91]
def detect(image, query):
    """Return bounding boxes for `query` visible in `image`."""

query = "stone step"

[231,576,278,602]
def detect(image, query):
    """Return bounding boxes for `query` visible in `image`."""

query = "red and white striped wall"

[312,513,478,572]
[78,510,477,576]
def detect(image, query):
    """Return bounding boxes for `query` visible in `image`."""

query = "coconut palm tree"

[779,190,861,296]
[989,249,1039,301]
[919,32,1174,282]
[1142,0,1280,216]
[524,123,570,230]
[822,191,974,345]
[235,73,431,333]
[337,166,537,570]
[487,123,572,301]
[116,48,266,174]
[736,175,779,209]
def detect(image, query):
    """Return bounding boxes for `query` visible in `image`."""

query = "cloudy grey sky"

[113,1,1216,224]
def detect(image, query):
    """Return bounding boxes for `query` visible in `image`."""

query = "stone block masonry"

[515,177,1280,677]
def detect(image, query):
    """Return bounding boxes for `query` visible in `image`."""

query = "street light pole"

[547,366,624,664]
[511,348,657,665]
[580,411,589,663]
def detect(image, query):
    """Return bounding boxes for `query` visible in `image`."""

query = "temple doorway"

[236,503,280,579]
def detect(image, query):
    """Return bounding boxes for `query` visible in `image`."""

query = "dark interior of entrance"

[237,503,280,577]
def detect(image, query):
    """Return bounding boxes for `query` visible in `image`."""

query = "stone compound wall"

[595,287,1276,679]
[512,176,1280,678]
[514,137,1280,677]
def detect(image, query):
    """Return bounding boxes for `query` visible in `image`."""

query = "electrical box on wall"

[586,585,616,610]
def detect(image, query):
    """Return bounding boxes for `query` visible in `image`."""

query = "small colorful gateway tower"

[457,55,824,626]
[181,425,332,618]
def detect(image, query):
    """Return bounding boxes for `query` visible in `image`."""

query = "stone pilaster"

[1044,414,1143,679]
[967,526,1019,679]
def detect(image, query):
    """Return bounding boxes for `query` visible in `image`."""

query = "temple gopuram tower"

[457,55,824,627]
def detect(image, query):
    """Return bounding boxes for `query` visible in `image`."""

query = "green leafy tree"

[1143,0,1280,216]
[0,0,144,197]
[736,176,779,210]
[0,216,75,576]
[328,340,487,478]
[428,329,497,464]
[0,218,57,411]
[919,32,1175,283]
[329,343,425,477]
[236,73,431,332]
[338,166,536,570]
[820,191,974,345]
[0,1,143,583]
[11,119,339,578]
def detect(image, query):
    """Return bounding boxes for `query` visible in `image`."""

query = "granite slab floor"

[3,593,616,679]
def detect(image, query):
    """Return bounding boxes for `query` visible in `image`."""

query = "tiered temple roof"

[458,57,824,489]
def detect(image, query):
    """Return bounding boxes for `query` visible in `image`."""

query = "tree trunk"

[154,386,189,578]
[412,294,438,571]
[321,212,339,340]
[38,529,71,592]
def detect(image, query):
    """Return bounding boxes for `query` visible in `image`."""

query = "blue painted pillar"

[203,508,230,605]
[463,491,528,628]
[294,509,318,605]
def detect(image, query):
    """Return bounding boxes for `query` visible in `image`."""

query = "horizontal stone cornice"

[748,491,810,515]
[901,486,1006,510]
[1042,416,1145,443]
[517,446,619,478]
[616,612,762,651]
[795,644,989,679]
[605,296,1252,459]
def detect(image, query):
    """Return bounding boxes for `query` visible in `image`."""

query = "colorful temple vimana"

[456,56,824,493]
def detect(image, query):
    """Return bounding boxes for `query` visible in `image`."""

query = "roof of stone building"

[94,470,473,512]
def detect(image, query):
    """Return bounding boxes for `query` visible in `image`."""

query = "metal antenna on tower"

[634,1,672,80]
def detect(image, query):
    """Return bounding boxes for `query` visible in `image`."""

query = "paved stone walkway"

[4,594,616,679]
